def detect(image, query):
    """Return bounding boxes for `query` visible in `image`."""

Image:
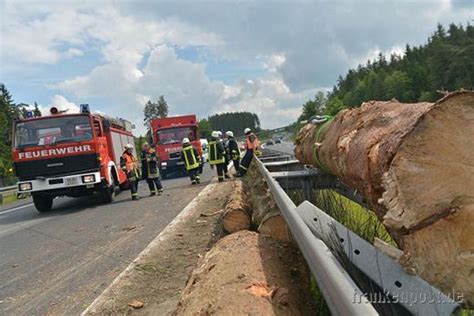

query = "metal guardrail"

[0,185,16,193]
[0,185,17,205]
[254,151,460,316]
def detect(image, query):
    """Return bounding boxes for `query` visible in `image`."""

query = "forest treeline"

[298,23,474,122]
[0,84,42,182]
[199,112,261,138]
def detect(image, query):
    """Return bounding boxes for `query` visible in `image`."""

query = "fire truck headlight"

[82,175,96,183]
[19,182,32,191]
[161,162,167,166]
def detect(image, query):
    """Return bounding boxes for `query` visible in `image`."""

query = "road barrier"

[0,185,17,204]
[255,150,460,316]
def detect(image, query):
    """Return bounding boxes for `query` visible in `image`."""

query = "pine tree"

[157,95,169,118]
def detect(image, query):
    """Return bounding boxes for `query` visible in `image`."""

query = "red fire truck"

[150,114,203,178]
[12,105,136,212]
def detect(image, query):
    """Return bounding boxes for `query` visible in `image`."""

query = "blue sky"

[1,0,473,134]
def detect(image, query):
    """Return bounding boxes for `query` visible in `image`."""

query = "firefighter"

[222,132,231,178]
[236,128,260,177]
[208,131,226,182]
[181,138,201,185]
[120,144,140,200]
[225,131,240,174]
[141,142,163,196]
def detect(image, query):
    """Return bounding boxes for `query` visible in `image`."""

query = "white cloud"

[50,95,80,113]
[3,0,473,134]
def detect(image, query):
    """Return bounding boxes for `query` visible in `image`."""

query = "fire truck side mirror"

[103,120,111,132]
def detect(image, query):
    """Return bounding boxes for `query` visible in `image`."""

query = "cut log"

[244,162,292,242]
[222,180,252,233]
[294,91,474,303]
[174,230,315,315]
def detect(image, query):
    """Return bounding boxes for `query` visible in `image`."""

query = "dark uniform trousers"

[121,151,140,198]
[239,149,253,175]
[209,139,226,182]
[141,149,163,195]
[182,144,201,184]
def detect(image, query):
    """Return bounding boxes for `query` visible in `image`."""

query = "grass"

[287,188,399,315]
[1,193,18,206]
[287,188,474,315]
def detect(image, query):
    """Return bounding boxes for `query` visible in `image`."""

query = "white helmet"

[211,131,219,138]
[182,137,190,144]
[124,144,134,150]
[244,128,251,135]
[225,131,234,137]
[218,131,222,136]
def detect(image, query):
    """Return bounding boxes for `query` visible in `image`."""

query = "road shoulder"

[82,179,233,315]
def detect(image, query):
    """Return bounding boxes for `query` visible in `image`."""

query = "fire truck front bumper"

[17,171,102,194]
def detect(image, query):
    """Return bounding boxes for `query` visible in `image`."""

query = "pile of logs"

[295,91,474,303]
[223,167,291,242]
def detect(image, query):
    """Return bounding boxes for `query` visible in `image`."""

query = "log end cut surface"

[382,91,474,302]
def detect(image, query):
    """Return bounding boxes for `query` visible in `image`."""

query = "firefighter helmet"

[182,137,190,144]
[244,128,251,135]
[211,131,219,138]
[225,131,234,137]
[124,144,134,150]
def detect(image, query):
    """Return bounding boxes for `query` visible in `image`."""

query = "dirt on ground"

[84,180,233,315]
[174,230,316,315]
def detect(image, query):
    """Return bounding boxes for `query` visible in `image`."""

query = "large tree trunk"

[294,91,474,304]
[222,180,252,233]
[244,162,292,242]
[174,231,315,315]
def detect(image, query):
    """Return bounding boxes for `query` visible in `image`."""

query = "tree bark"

[294,91,474,303]
[245,162,292,242]
[222,180,252,233]
[174,231,315,315]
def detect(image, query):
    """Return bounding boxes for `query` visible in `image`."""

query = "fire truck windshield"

[157,127,197,145]
[14,115,93,148]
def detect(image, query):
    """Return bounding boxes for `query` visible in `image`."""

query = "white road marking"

[82,179,218,315]
[0,203,34,215]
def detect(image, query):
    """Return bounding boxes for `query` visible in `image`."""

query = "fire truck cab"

[150,115,203,178]
[12,105,136,212]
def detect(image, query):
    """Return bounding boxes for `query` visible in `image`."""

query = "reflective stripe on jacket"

[228,139,241,160]
[245,133,259,150]
[208,140,225,165]
[182,144,200,170]
[120,151,139,181]
[141,148,159,179]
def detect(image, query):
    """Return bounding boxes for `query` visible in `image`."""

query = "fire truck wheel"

[101,178,116,203]
[32,195,53,213]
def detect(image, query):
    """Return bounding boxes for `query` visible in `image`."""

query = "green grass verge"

[1,193,18,206]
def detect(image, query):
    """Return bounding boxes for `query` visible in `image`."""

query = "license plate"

[65,178,79,186]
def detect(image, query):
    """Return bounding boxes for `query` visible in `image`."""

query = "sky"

[1,0,473,135]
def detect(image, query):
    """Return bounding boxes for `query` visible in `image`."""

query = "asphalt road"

[264,141,295,156]
[0,166,214,315]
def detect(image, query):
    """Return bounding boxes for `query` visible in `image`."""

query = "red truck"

[12,105,136,212]
[150,114,203,178]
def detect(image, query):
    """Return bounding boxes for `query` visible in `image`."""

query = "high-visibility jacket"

[228,138,241,160]
[141,148,159,179]
[181,144,200,171]
[120,151,139,181]
[245,133,259,150]
[208,139,225,165]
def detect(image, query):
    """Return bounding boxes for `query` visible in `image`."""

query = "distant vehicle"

[13,104,135,212]
[266,140,274,145]
[150,115,203,178]
[275,138,282,144]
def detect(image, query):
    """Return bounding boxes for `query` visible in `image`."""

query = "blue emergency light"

[80,104,90,113]
[26,111,34,118]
